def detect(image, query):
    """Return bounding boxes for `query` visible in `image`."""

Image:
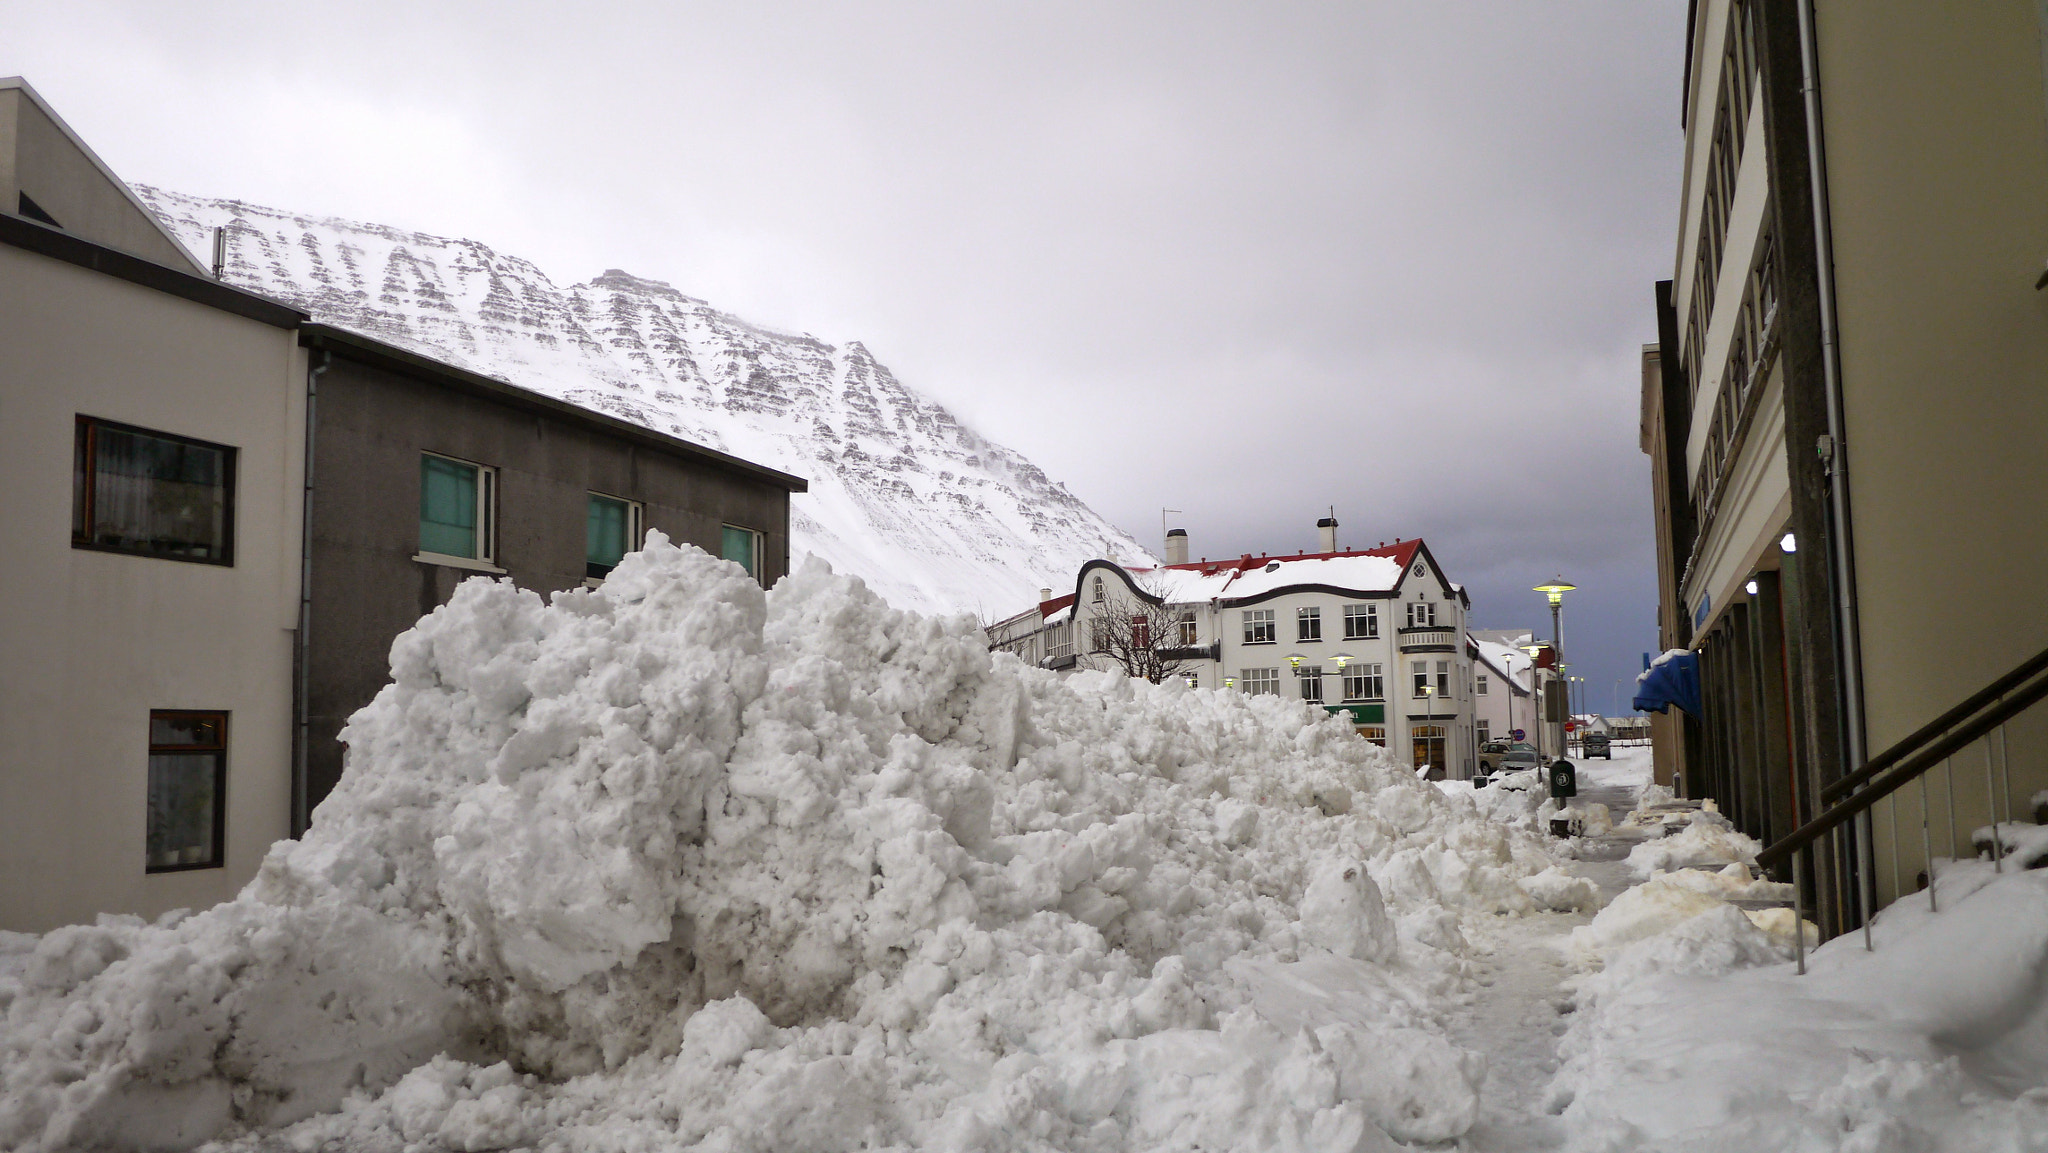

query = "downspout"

[293,348,331,838]
[1795,0,1867,772]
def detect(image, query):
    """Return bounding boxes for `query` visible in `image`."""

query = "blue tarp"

[1633,651,1702,717]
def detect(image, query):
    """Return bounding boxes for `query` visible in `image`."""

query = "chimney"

[1317,515,1339,554]
[1164,528,1188,565]
[1038,587,1052,603]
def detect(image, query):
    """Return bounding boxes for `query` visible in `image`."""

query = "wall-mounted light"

[1745,579,1759,596]
[1780,532,1797,553]
[1287,654,1305,669]
[1223,676,1236,689]
[1332,653,1353,669]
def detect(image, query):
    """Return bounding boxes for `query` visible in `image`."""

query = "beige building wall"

[0,243,305,932]
[0,80,206,274]
[1813,1,2048,904]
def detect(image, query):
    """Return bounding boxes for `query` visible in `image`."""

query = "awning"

[1633,651,1701,717]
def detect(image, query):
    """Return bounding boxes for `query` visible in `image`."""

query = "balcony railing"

[1396,625,1456,651]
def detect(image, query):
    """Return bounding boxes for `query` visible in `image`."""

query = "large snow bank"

[1624,807,1761,878]
[0,538,1574,1152]
[1552,861,2048,1151]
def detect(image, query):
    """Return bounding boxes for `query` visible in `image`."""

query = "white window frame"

[1297,664,1325,703]
[1476,673,1489,696]
[1297,606,1322,642]
[1343,603,1378,639]
[415,451,502,573]
[1241,667,1281,695]
[1242,609,1276,645]
[1412,660,1430,697]
[585,491,644,584]
[721,523,766,581]
[1175,609,1199,647]
[1342,662,1384,702]
[1406,600,1437,627]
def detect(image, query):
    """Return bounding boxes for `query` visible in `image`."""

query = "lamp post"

[1520,641,1545,756]
[1532,578,1576,759]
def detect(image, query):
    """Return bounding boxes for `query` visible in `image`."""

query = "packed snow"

[0,537,1583,1152]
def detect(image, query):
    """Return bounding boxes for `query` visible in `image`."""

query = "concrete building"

[995,524,1480,779]
[0,78,311,930]
[1469,634,1536,750]
[294,325,806,827]
[1640,2,2048,933]
[0,79,807,930]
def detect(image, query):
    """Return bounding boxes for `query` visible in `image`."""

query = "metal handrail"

[1756,649,2048,872]
[1820,643,2048,804]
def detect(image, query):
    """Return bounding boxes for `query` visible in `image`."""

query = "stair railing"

[1754,642,2048,972]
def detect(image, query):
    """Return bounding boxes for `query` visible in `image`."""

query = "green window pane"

[587,495,629,577]
[721,525,757,577]
[421,456,478,558]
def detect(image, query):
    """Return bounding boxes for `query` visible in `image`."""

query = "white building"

[997,525,1480,779]
[1470,634,1536,748]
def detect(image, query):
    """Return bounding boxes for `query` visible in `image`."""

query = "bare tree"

[1085,582,1201,683]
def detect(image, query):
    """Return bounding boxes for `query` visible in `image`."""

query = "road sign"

[1510,728,1525,741]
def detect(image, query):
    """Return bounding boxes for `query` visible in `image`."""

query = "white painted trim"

[413,552,506,575]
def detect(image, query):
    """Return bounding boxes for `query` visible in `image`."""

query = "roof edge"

[0,77,211,276]
[0,211,306,327]
[297,323,809,492]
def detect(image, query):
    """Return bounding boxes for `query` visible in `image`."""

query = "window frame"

[1174,609,1199,647]
[417,451,497,567]
[1342,603,1378,640]
[1412,660,1430,698]
[1296,663,1325,703]
[1240,667,1281,696]
[1242,609,1276,645]
[145,710,228,874]
[585,491,644,580]
[1477,673,1489,696]
[72,415,238,566]
[1342,662,1384,703]
[1296,606,1322,642]
[721,523,766,582]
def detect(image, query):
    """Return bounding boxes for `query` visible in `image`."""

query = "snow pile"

[1624,807,1761,878]
[0,537,1575,1152]
[1552,862,2048,1151]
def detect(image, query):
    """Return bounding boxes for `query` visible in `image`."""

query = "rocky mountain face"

[138,187,1150,617]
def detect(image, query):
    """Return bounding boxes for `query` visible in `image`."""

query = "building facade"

[996,529,1480,779]
[0,79,807,930]
[1643,2,2048,931]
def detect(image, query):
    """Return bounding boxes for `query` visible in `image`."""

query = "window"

[1296,664,1324,703]
[1343,603,1378,640]
[1412,661,1430,697]
[1240,667,1280,695]
[1092,576,1106,603]
[73,416,235,564]
[586,494,642,579]
[1405,601,1436,627]
[1090,622,1109,653]
[1436,660,1452,698]
[1242,609,1276,644]
[1132,617,1150,649]
[1359,726,1387,747]
[147,711,227,872]
[420,453,495,562]
[1175,609,1198,647]
[1181,672,1200,689]
[1297,607,1322,642]
[1477,673,1489,696]
[1477,720,1491,744]
[1343,662,1384,702]
[722,524,763,580]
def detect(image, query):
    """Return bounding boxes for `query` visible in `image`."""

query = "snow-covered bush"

[0,537,1574,1151]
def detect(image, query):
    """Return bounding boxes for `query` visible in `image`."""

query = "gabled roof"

[1075,538,1465,608]
[0,77,210,275]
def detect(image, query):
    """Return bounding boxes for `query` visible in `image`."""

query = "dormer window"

[1092,576,1105,603]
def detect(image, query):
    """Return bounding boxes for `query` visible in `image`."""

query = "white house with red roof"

[990,520,1480,780]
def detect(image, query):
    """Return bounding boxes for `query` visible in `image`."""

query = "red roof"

[1153,538,1423,578]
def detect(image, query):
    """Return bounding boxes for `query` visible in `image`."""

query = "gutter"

[1796,0,1867,771]
[292,349,331,838]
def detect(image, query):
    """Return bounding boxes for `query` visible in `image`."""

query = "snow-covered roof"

[1098,540,1433,605]
[1473,638,1535,693]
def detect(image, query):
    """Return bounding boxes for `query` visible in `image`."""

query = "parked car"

[1582,732,1612,759]
[1499,748,1543,775]
[1478,740,1510,772]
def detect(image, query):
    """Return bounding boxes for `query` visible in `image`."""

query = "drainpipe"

[1798,0,1874,943]
[293,348,331,838]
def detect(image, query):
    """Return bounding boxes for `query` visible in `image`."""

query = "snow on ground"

[0,538,1587,1153]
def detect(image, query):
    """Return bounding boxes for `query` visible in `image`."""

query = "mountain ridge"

[135,186,1152,616]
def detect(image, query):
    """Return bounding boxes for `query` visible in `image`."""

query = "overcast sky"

[6,0,1687,716]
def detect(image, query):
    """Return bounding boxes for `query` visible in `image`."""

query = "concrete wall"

[0,244,304,932]
[303,352,797,816]
[0,85,205,273]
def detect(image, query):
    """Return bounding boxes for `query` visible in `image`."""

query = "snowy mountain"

[136,187,1152,617]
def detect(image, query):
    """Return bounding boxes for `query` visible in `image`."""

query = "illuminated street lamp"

[1532,576,1578,665]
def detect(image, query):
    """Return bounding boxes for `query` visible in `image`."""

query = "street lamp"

[1532,576,1578,666]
